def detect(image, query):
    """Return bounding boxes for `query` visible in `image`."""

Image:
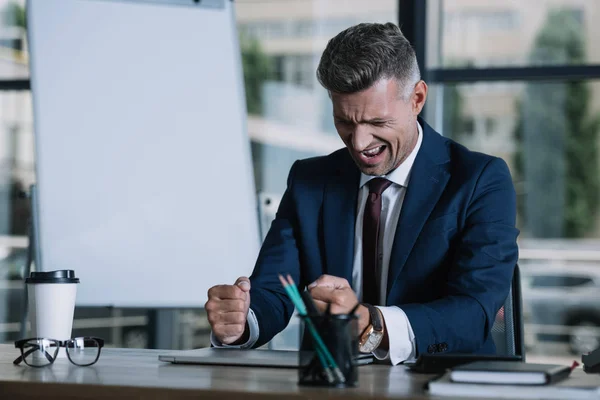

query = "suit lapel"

[323,152,360,284]
[386,121,451,301]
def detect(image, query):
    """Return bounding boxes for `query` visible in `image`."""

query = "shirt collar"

[359,121,423,189]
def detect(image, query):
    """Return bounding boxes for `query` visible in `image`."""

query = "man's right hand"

[205,277,251,345]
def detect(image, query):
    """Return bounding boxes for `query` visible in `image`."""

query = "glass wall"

[0,0,32,344]
[236,0,398,197]
[427,0,600,364]
[433,0,600,68]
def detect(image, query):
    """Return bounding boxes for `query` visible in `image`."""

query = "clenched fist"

[205,277,251,345]
[309,274,370,335]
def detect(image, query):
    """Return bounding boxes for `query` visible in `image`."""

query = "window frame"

[398,0,600,120]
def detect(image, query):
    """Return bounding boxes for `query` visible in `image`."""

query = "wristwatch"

[358,304,384,353]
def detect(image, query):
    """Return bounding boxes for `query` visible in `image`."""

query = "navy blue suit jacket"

[249,118,519,356]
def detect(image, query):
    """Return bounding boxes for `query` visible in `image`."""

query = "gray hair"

[317,22,420,100]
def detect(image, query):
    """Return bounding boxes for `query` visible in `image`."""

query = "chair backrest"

[491,264,525,359]
[257,192,282,241]
[256,192,298,350]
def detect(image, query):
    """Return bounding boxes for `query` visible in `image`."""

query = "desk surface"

[1,344,584,400]
[0,344,450,399]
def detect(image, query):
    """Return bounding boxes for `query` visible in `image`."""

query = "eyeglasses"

[13,337,104,367]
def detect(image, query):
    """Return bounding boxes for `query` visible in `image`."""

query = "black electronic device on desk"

[582,347,600,373]
[405,353,522,373]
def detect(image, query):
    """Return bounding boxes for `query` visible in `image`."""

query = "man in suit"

[206,23,519,365]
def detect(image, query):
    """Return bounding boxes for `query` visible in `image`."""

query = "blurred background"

[1,0,600,366]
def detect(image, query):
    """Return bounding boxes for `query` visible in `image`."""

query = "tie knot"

[367,177,392,196]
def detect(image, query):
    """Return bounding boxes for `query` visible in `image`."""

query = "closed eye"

[335,119,352,126]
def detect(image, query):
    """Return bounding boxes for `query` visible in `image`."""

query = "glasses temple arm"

[13,345,56,365]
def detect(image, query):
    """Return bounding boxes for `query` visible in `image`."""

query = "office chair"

[491,264,525,360]
[257,192,281,241]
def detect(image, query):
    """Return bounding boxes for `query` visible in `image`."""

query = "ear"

[411,80,428,115]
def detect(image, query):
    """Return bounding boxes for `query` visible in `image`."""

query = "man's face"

[331,78,427,176]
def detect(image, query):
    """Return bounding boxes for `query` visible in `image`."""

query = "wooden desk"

[0,344,449,399]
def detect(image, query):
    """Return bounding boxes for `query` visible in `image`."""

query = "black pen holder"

[297,313,359,388]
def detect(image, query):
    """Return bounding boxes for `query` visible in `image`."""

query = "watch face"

[359,330,383,353]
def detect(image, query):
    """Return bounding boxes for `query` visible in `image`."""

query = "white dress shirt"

[212,122,423,366]
[354,122,422,365]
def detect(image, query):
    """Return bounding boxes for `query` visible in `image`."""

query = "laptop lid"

[158,348,373,368]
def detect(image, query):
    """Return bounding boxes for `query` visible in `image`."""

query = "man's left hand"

[308,274,370,334]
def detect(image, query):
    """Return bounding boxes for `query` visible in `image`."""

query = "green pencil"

[278,275,335,383]
[279,274,346,383]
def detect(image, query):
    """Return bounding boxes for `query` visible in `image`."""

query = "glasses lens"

[22,339,59,367]
[66,337,101,366]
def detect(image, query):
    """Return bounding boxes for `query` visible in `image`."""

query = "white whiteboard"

[28,0,260,307]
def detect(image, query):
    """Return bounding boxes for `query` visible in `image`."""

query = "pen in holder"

[298,313,359,388]
[277,274,359,387]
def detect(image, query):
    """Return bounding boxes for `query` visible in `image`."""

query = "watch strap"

[363,303,382,332]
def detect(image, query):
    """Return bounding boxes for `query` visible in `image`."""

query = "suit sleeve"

[401,157,520,355]
[248,161,302,348]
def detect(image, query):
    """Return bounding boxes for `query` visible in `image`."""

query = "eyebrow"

[333,116,391,124]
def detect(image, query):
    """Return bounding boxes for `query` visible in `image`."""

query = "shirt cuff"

[210,308,260,349]
[373,305,416,365]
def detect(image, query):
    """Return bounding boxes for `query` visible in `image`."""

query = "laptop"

[158,347,373,368]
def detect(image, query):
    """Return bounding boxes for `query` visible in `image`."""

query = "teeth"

[363,146,382,156]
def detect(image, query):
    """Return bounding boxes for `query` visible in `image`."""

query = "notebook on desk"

[404,353,522,373]
[450,361,572,385]
[158,348,374,368]
[428,371,600,400]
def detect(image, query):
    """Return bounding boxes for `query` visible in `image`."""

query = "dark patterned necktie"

[362,177,392,305]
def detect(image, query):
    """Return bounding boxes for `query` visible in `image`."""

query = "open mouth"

[361,145,386,158]
[356,145,387,167]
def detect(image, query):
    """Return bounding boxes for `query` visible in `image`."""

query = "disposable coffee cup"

[26,270,79,341]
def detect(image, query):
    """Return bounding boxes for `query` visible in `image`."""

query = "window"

[0,2,31,234]
[429,0,600,68]
[435,79,600,238]
[0,1,27,79]
[236,0,398,195]
[0,1,34,346]
[422,0,600,364]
